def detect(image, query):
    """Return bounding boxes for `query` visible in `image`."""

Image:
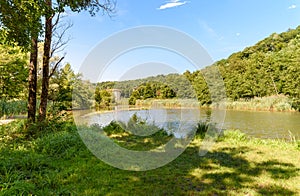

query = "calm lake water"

[223,110,300,139]
[74,108,300,140]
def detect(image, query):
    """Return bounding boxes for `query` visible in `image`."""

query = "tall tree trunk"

[27,37,38,124]
[38,0,52,122]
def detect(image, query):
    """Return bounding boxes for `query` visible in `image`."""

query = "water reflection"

[75,109,300,139]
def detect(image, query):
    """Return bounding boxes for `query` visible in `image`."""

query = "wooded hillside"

[96,26,300,110]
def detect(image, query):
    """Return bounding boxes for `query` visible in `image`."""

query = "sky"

[62,0,300,82]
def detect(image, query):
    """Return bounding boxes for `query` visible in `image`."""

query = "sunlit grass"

[0,120,299,195]
[225,95,295,112]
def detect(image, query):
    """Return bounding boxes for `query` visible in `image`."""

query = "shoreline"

[73,105,299,117]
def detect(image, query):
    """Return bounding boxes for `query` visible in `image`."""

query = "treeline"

[218,26,300,101]
[0,41,94,117]
[128,82,176,105]
[96,26,300,110]
[2,25,300,115]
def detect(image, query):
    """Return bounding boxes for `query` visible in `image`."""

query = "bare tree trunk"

[38,0,52,122]
[27,37,38,124]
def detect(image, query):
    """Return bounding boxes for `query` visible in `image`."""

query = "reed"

[0,100,27,119]
[224,95,294,112]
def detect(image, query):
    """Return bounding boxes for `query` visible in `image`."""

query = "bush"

[195,121,209,139]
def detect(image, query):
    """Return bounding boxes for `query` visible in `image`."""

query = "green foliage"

[49,63,75,111]
[95,81,116,90]
[94,88,113,109]
[34,128,84,158]
[101,114,171,151]
[96,26,300,110]
[0,0,43,50]
[48,63,94,111]
[103,113,169,138]
[195,121,209,139]
[128,82,176,105]
[102,120,125,136]
[221,130,249,142]
[56,0,116,16]
[97,73,195,101]
[0,42,28,100]
[0,100,27,118]
[215,26,300,109]
[0,120,80,195]
[225,95,294,111]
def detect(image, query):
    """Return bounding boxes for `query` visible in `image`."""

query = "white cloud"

[236,33,240,36]
[157,0,188,10]
[288,5,297,9]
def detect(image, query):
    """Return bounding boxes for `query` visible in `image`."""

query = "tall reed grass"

[224,95,295,112]
[0,100,27,119]
[135,99,200,108]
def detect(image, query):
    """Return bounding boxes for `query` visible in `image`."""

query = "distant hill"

[217,26,300,100]
[96,26,300,110]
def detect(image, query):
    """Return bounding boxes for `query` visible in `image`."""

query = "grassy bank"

[129,95,299,112]
[0,120,299,195]
[223,95,297,112]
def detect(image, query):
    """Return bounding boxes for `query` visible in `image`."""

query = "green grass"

[224,95,296,112]
[135,99,200,108]
[0,100,27,119]
[0,120,299,195]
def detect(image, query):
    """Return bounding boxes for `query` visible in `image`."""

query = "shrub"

[195,121,209,139]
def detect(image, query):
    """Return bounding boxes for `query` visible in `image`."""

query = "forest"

[95,25,300,111]
[1,23,300,119]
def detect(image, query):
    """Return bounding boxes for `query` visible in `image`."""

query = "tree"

[1,0,115,123]
[128,82,177,105]
[38,0,116,122]
[0,0,43,123]
[48,63,75,111]
[94,88,112,109]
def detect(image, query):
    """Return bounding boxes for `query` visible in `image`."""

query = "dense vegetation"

[0,43,28,118]
[128,82,176,105]
[0,0,115,122]
[96,26,300,110]
[217,26,300,109]
[1,25,300,117]
[0,49,94,119]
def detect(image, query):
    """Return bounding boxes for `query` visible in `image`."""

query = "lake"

[74,108,300,140]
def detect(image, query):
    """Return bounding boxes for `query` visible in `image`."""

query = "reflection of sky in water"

[85,109,300,139]
[89,109,202,138]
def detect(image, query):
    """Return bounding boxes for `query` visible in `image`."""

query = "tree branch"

[51,15,72,57]
[49,56,64,78]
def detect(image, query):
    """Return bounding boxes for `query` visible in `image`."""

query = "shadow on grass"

[173,146,299,195]
[1,121,299,195]
[65,134,299,195]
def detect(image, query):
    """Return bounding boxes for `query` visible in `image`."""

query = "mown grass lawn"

[0,120,299,195]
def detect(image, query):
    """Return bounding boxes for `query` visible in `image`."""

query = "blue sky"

[64,0,300,81]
